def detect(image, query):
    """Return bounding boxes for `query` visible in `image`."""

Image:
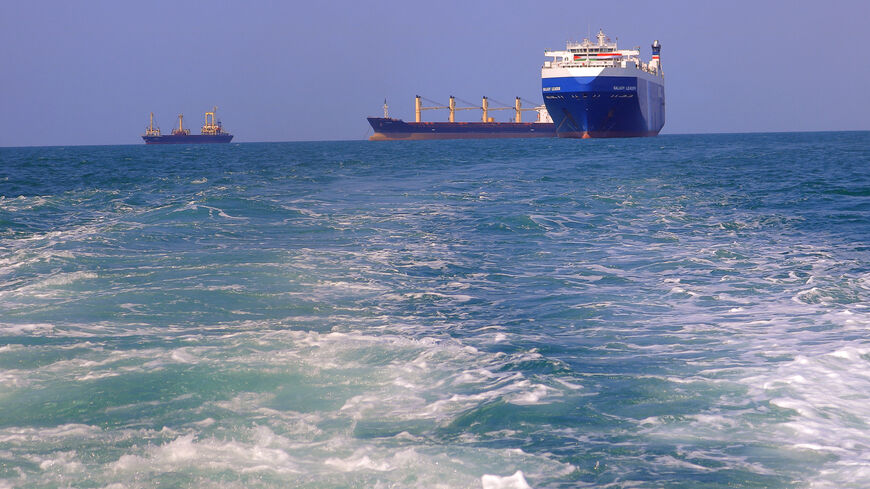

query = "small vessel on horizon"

[142,107,233,144]
[367,96,555,141]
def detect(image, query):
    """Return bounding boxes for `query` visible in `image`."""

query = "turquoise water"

[1,133,869,488]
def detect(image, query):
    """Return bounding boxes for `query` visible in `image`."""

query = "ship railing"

[556,61,621,68]
[548,60,656,73]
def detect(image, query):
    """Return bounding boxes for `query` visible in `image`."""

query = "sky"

[1,0,869,146]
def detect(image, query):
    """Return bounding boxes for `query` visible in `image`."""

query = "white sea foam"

[38,450,84,473]
[733,343,870,487]
[112,432,300,475]
[36,271,98,287]
[506,381,556,405]
[316,280,387,293]
[169,348,197,364]
[0,249,76,275]
[481,470,532,489]
[402,291,474,302]
[0,424,102,444]
[75,371,120,381]
[0,194,49,213]
[0,323,55,335]
[325,449,394,472]
[0,271,98,302]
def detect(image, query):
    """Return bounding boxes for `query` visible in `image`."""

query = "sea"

[1,132,869,489]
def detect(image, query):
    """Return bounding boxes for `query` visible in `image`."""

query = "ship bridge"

[543,29,661,75]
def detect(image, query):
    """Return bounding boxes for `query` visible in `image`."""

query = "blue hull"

[143,134,233,144]
[367,118,555,141]
[542,75,664,138]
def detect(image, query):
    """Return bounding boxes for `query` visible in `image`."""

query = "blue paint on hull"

[542,75,665,138]
[143,134,233,144]
[367,118,555,141]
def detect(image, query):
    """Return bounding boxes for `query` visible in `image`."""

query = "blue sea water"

[1,133,869,489]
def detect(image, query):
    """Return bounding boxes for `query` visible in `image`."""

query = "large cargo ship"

[142,107,233,144]
[367,97,555,140]
[542,30,664,138]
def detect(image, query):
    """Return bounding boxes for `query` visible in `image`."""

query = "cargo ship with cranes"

[142,107,233,144]
[542,29,665,138]
[367,96,555,140]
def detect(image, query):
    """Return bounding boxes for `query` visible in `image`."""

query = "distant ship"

[142,107,233,144]
[367,96,555,140]
[542,29,665,138]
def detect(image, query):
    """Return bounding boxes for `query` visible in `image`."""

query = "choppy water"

[1,133,869,488]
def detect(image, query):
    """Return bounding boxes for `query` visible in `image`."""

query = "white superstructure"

[542,29,662,81]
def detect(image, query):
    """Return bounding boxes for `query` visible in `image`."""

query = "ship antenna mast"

[383,99,389,118]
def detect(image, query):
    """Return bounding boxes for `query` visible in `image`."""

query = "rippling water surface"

[1,133,869,488]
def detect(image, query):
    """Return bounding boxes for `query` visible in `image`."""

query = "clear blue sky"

[1,0,868,146]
